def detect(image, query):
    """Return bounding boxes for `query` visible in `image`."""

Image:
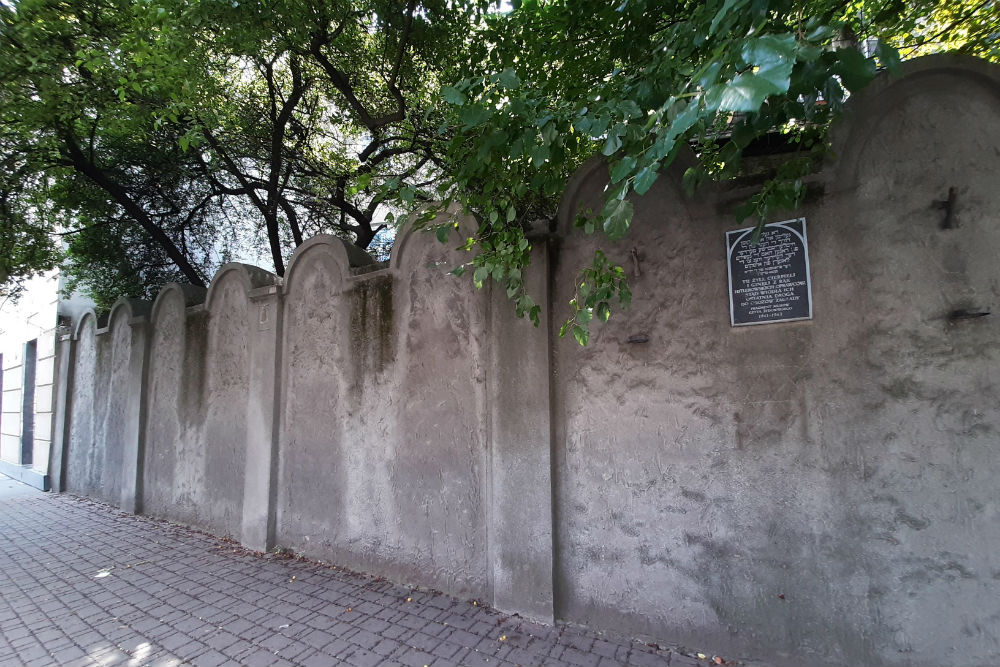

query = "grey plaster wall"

[65,312,107,500]
[51,54,1000,667]
[276,232,490,598]
[143,285,209,525]
[550,55,1000,666]
[198,269,253,538]
[64,303,146,506]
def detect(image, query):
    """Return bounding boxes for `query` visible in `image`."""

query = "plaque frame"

[726,217,813,327]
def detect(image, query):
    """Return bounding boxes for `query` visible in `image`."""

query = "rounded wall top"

[108,297,153,325]
[390,203,478,273]
[150,283,208,322]
[72,308,100,340]
[555,146,699,239]
[825,53,1000,188]
[204,263,279,309]
[284,235,374,291]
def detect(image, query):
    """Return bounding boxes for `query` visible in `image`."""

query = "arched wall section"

[550,55,1000,667]
[142,285,209,524]
[201,268,255,538]
[276,226,490,598]
[384,213,490,597]
[277,237,353,564]
[64,301,148,506]
[65,311,99,498]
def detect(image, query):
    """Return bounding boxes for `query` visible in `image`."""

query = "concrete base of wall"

[0,461,50,491]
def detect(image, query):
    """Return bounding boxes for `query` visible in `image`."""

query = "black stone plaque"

[726,218,812,327]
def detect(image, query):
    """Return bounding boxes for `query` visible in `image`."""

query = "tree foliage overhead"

[0,0,484,306]
[430,0,999,341]
[0,0,996,323]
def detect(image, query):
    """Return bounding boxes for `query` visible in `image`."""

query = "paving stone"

[393,647,436,667]
[345,648,384,667]
[626,648,677,667]
[192,648,230,666]
[372,638,399,656]
[459,648,507,667]
[297,648,345,667]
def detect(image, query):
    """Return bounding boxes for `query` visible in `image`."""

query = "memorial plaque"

[726,218,812,327]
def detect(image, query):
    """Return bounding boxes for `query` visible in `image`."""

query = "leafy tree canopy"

[0,0,996,327]
[430,0,999,341]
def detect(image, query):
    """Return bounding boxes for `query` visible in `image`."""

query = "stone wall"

[49,55,1000,666]
[550,54,1000,666]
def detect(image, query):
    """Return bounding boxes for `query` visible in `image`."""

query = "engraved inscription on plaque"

[726,218,812,327]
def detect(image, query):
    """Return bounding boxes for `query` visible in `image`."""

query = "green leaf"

[633,166,658,195]
[652,100,699,160]
[436,226,450,243]
[530,144,550,167]
[742,34,796,66]
[473,266,489,286]
[497,68,520,89]
[572,325,590,346]
[602,133,622,156]
[754,59,795,93]
[596,302,611,322]
[601,198,633,241]
[441,86,467,105]
[710,0,748,35]
[875,41,901,75]
[834,47,877,92]
[461,105,489,127]
[696,61,723,88]
[706,73,778,112]
[610,155,637,183]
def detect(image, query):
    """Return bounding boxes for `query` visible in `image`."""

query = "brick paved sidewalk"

[0,486,733,667]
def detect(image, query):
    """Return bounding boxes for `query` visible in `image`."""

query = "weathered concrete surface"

[550,54,1000,666]
[51,55,1000,667]
[142,284,209,527]
[276,232,491,600]
[64,301,150,509]
[64,312,107,501]
[489,243,556,622]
